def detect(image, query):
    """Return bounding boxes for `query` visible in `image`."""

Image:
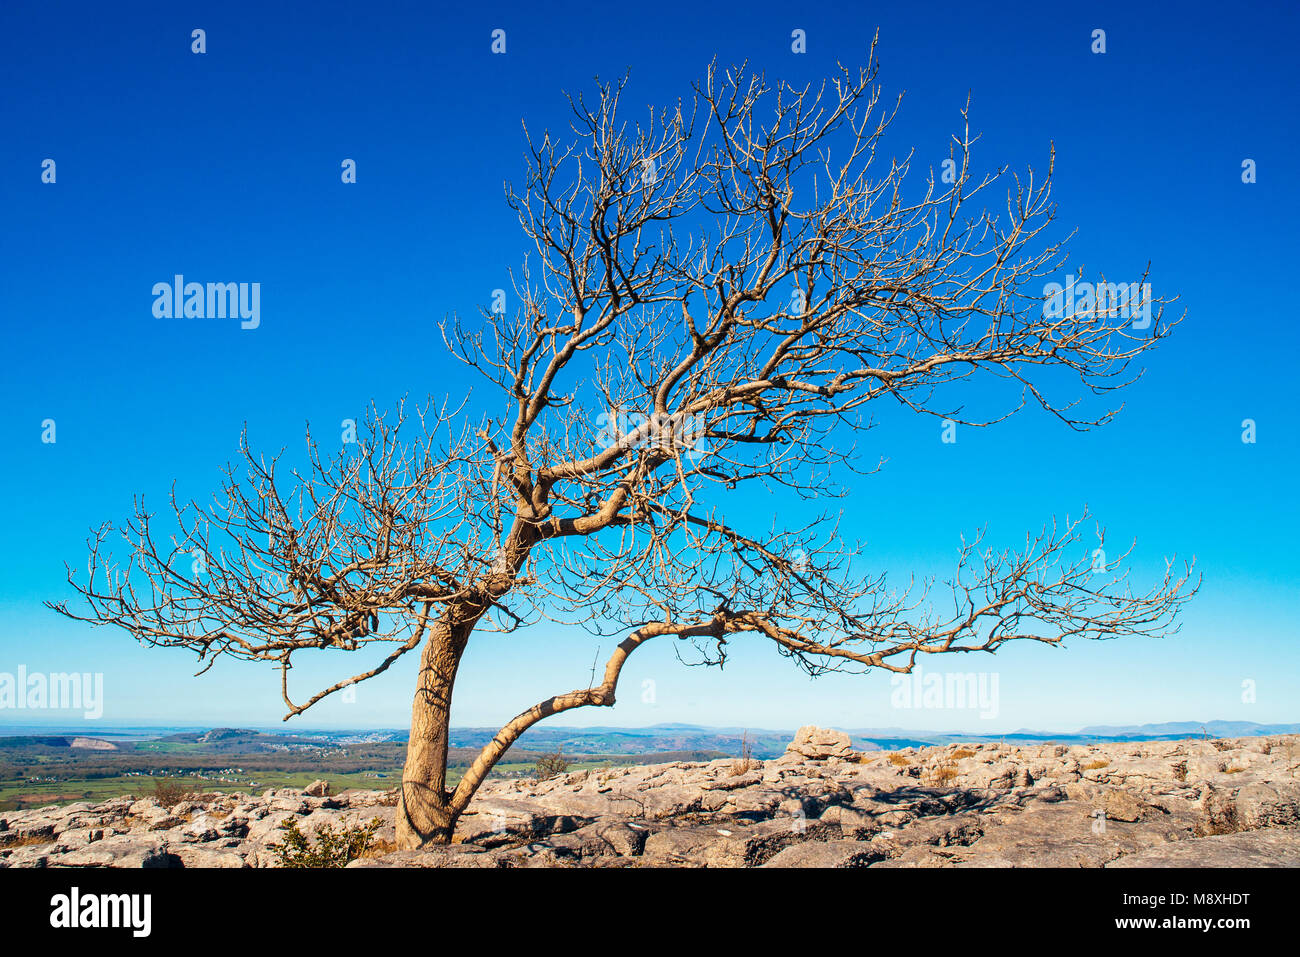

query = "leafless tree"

[52,43,1197,848]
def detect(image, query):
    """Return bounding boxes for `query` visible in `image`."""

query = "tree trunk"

[395,528,537,849]
[396,616,469,849]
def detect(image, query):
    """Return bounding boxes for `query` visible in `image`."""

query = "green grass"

[134,741,205,753]
[0,759,628,810]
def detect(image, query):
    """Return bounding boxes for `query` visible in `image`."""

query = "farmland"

[0,728,726,810]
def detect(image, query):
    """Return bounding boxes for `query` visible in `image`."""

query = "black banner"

[0,866,1281,945]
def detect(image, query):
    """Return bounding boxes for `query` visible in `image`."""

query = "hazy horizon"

[3,717,1299,739]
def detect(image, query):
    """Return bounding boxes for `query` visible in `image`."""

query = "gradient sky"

[1,0,1297,735]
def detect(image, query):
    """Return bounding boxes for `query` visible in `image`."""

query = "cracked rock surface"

[3,730,1297,868]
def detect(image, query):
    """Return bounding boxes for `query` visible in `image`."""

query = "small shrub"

[888,753,911,767]
[950,748,976,760]
[153,778,207,809]
[731,733,756,775]
[535,749,569,780]
[1082,759,1109,771]
[267,816,383,868]
[1172,760,1188,782]
[1224,766,1245,774]
[1210,739,1233,753]
[360,837,397,859]
[925,762,959,786]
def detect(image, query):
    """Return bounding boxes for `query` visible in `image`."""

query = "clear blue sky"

[1,0,1296,734]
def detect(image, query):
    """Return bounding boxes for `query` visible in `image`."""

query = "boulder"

[780,725,855,762]
[596,821,649,857]
[169,846,249,868]
[1234,781,1300,829]
[128,799,162,817]
[1100,788,1150,823]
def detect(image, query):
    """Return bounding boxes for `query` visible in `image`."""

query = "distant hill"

[449,719,1300,755]
[196,728,258,743]
[3,719,1297,759]
[445,725,800,759]
[1077,721,1300,738]
[435,719,1300,755]
[839,721,1300,750]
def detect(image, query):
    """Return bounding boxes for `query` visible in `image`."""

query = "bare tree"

[52,44,1197,848]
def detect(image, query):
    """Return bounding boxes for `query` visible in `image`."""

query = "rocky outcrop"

[2,732,1297,868]
[778,725,855,762]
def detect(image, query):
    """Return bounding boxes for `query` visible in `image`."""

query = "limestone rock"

[1100,788,1150,823]
[596,821,649,857]
[169,846,249,868]
[762,840,885,867]
[780,725,855,762]
[3,731,1298,869]
[1108,831,1300,867]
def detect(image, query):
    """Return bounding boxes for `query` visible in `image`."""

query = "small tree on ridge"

[52,42,1197,848]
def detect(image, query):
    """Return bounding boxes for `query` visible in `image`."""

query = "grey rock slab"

[49,835,180,868]
[1107,830,1300,867]
[170,846,249,868]
[596,821,649,856]
[346,845,493,868]
[762,840,886,868]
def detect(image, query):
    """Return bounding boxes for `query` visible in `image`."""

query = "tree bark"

[395,614,471,848]
[395,522,540,848]
[394,609,668,848]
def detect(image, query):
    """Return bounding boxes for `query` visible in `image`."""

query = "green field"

[0,760,645,810]
[0,727,724,811]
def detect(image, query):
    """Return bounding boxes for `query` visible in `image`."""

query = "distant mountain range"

[433,720,1300,757]
[3,720,1297,759]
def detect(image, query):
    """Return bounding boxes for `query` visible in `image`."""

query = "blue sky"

[1,0,1297,734]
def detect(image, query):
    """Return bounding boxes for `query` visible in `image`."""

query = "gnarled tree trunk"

[395,614,471,848]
